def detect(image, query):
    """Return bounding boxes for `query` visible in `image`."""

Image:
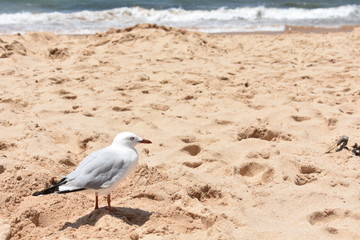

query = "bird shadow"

[60,206,152,230]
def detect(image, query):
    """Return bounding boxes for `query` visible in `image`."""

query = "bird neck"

[111,142,137,152]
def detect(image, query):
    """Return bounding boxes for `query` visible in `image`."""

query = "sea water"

[0,0,359,34]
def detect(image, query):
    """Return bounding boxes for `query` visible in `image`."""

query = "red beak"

[139,139,152,144]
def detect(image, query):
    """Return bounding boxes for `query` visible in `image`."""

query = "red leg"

[107,194,111,212]
[95,193,99,209]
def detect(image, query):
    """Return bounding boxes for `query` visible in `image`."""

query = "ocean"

[0,0,359,34]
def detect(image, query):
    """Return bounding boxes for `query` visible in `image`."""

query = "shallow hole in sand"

[182,161,202,168]
[180,136,196,144]
[237,126,280,141]
[187,184,222,202]
[236,162,266,177]
[299,165,321,174]
[181,145,201,156]
[291,115,311,122]
[234,162,274,184]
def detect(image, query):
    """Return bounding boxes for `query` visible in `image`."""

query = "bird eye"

[130,137,135,141]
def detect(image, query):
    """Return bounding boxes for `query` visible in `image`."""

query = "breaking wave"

[0,5,359,34]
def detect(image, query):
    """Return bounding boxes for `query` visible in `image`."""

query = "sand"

[0,24,360,239]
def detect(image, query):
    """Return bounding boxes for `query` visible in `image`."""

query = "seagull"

[32,132,152,212]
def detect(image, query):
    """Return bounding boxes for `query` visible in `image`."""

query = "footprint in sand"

[48,48,69,59]
[308,209,360,236]
[294,164,322,186]
[234,162,274,184]
[291,115,311,122]
[187,184,222,202]
[112,106,131,112]
[183,95,195,100]
[59,89,77,100]
[178,135,197,144]
[181,78,202,86]
[327,118,338,127]
[82,111,94,117]
[178,136,206,168]
[246,148,279,160]
[149,104,170,112]
[181,144,201,156]
[0,40,27,58]
[49,76,70,85]
[166,206,218,233]
[237,126,292,142]
[215,119,234,125]
[182,161,203,168]
[78,134,100,150]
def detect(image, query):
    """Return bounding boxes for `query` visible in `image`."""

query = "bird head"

[112,132,152,148]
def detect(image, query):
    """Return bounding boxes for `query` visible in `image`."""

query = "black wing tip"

[32,178,87,196]
[32,191,41,196]
[31,186,59,196]
[32,178,68,196]
[32,187,86,196]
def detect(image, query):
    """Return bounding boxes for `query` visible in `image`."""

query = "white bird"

[32,132,152,211]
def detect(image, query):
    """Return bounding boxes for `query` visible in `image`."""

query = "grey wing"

[65,148,128,189]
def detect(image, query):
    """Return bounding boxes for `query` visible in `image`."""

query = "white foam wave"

[0,5,359,34]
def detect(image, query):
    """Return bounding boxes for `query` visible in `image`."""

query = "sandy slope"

[0,24,359,239]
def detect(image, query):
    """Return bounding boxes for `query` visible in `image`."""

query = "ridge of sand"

[0,24,359,239]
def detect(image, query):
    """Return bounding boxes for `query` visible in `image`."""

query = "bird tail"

[32,178,85,196]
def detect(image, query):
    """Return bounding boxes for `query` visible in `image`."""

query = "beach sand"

[0,24,359,239]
